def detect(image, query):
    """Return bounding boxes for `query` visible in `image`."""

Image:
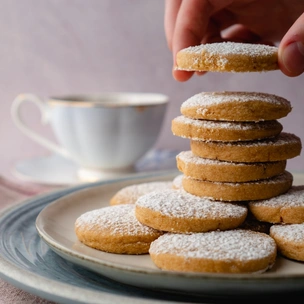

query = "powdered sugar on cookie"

[110,181,173,205]
[149,230,277,273]
[270,223,304,242]
[181,42,278,57]
[135,189,247,219]
[75,204,159,236]
[249,186,304,207]
[181,91,291,107]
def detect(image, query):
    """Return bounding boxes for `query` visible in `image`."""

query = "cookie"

[176,150,286,182]
[181,170,293,201]
[270,223,304,262]
[75,204,163,254]
[135,189,247,233]
[172,174,183,190]
[248,185,304,224]
[172,115,282,142]
[149,230,277,273]
[239,211,272,234]
[176,42,279,73]
[190,132,302,163]
[110,181,173,205]
[180,91,291,122]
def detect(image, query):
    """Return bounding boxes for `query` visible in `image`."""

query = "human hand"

[165,0,304,81]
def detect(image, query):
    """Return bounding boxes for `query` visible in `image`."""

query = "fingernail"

[282,41,304,75]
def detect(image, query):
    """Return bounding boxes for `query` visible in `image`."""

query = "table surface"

[0,175,59,303]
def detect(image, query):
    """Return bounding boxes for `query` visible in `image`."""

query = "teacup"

[11,92,169,180]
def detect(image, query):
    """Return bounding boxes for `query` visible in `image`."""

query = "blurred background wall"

[0,0,304,174]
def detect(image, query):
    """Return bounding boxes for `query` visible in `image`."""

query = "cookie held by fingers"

[176,42,279,73]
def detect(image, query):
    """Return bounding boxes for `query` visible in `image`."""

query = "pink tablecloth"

[0,176,59,304]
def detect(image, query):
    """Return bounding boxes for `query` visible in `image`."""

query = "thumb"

[279,12,304,77]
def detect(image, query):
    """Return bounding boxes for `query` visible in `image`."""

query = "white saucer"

[12,149,179,186]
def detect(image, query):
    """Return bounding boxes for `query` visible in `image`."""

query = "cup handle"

[11,94,72,159]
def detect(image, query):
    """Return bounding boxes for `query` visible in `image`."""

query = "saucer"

[12,149,179,186]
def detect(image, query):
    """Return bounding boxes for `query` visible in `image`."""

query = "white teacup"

[11,92,169,180]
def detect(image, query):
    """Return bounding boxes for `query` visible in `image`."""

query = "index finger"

[172,0,213,81]
[164,0,182,51]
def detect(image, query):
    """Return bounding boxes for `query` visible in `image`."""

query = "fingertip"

[172,69,194,82]
[279,41,304,77]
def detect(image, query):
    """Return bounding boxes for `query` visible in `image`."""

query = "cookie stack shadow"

[172,91,302,202]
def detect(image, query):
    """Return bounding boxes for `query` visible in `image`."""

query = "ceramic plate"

[35,171,304,299]
[0,170,214,304]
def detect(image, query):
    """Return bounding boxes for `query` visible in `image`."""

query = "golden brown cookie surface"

[248,185,304,224]
[190,132,302,163]
[135,189,247,233]
[180,91,291,122]
[176,150,286,182]
[172,115,282,142]
[110,181,173,205]
[75,204,162,254]
[182,171,293,201]
[149,230,277,273]
[176,42,279,73]
[270,223,304,262]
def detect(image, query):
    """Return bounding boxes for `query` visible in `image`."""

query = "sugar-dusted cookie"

[135,189,247,233]
[172,174,183,190]
[180,91,291,122]
[248,186,304,224]
[182,171,293,201]
[176,150,286,182]
[75,204,163,254]
[110,181,173,205]
[176,42,279,73]
[149,230,277,273]
[270,223,304,262]
[172,115,282,142]
[191,132,302,163]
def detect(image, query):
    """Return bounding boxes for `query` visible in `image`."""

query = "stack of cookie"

[74,42,304,275]
[171,91,302,201]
